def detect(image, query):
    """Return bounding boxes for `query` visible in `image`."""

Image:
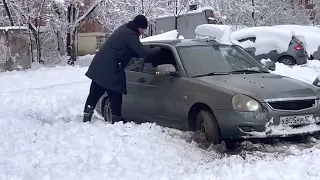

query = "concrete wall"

[78,32,106,56]
[177,12,208,39]
[156,12,208,39]
[0,29,30,70]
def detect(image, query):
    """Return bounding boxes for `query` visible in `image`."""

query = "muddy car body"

[96,39,320,144]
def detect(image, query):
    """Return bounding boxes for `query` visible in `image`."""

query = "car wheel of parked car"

[196,110,222,144]
[278,56,296,65]
[103,98,113,123]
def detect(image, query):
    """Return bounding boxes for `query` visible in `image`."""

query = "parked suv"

[233,36,308,65]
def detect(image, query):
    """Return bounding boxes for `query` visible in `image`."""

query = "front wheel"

[196,110,222,144]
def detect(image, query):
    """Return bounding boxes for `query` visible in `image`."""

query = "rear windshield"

[177,45,268,77]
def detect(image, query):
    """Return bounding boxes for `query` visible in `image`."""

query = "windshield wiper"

[193,72,230,78]
[230,69,262,74]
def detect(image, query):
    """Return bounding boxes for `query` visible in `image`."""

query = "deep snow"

[2,56,320,179]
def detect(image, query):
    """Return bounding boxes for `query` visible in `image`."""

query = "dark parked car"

[96,39,320,144]
[232,36,308,66]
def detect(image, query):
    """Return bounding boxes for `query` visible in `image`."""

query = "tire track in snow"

[0,80,89,95]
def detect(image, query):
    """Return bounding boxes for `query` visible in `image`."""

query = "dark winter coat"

[85,21,159,94]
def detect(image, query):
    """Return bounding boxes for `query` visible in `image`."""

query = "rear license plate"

[280,114,313,126]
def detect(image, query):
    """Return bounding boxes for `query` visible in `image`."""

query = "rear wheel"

[196,110,222,144]
[103,98,113,123]
[278,56,296,65]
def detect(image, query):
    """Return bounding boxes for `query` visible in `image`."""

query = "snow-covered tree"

[197,0,312,27]
[94,0,173,36]
[313,0,320,25]
[52,0,103,65]
[0,0,51,64]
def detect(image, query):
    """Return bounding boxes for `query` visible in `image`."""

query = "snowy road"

[2,59,320,179]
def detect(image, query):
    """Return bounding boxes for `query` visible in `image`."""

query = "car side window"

[142,46,178,74]
[142,62,157,74]
[125,57,143,72]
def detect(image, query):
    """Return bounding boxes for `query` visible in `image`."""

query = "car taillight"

[293,38,304,51]
[294,44,304,50]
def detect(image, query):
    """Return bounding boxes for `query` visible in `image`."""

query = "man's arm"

[126,33,160,58]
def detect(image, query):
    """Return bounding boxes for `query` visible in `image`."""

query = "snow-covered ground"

[2,56,320,179]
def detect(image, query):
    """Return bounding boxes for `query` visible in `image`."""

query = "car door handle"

[138,77,146,83]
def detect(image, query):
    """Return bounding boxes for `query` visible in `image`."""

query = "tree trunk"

[34,17,43,64]
[252,0,255,26]
[36,31,42,64]
[67,5,72,61]
[174,0,178,29]
[67,4,77,65]
[2,0,14,26]
[29,30,34,63]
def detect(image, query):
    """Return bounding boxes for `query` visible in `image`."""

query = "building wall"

[177,13,208,39]
[155,12,209,39]
[79,21,104,33]
[78,32,106,56]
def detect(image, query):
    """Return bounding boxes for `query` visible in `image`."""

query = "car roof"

[141,39,224,47]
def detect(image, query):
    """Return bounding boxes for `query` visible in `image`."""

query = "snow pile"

[270,60,320,84]
[195,24,232,44]
[140,30,180,42]
[273,25,320,56]
[178,35,184,39]
[231,26,292,55]
[261,59,273,64]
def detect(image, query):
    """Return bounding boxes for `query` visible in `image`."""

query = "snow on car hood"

[196,73,319,102]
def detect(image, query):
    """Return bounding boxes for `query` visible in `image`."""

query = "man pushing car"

[82,15,160,123]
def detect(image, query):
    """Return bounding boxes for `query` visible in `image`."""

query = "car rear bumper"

[296,56,308,65]
[214,106,320,139]
[295,52,308,65]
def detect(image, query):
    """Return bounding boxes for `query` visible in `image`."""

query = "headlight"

[232,94,261,111]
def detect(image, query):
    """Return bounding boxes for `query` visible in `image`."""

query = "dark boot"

[111,115,127,123]
[83,105,94,122]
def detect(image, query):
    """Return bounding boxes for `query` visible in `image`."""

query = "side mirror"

[262,60,276,71]
[156,64,178,76]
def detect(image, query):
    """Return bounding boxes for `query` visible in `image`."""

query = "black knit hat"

[133,15,148,29]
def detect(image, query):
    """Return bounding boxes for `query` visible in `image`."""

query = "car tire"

[278,56,296,65]
[103,98,113,123]
[196,110,222,144]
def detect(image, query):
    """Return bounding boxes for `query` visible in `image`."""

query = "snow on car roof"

[231,25,320,56]
[195,24,232,45]
[273,25,320,56]
[141,38,225,47]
